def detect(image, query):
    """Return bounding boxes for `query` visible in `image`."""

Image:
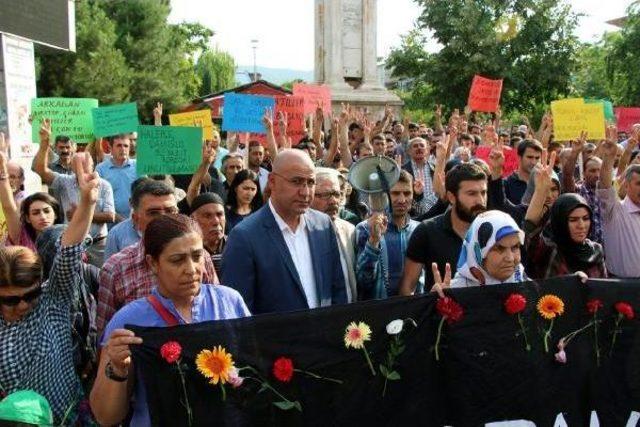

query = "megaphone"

[347,155,400,212]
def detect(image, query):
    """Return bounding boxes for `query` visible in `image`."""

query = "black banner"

[130,276,640,426]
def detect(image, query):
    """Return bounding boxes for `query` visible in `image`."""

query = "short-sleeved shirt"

[50,173,115,238]
[104,218,140,262]
[405,209,463,287]
[95,158,138,218]
[101,285,250,427]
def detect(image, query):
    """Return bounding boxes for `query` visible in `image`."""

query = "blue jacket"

[221,205,347,314]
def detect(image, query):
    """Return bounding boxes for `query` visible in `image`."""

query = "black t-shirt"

[504,172,528,206]
[405,209,463,287]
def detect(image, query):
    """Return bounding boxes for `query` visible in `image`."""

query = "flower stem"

[361,343,376,376]
[244,376,298,409]
[562,320,598,346]
[517,313,531,351]
[435,317,445,362]
[177,362,193,427]
[220,383,226,401]
[593,314,600,367]
[295,369,343,384]
[382,378,388,397]
[543,318,554,353]
[609,315,622,357]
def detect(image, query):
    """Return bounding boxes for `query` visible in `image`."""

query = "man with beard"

[221,149,346,314]
[355,170,421,300]
[399,163,488,294]
[248,141,269,192]
[311,167,357,302]
[402,137,437,216]
[504,140,543,205]
[190,193,226,274]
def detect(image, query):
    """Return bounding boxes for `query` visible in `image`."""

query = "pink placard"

[467,75,503,113]
[293,83,332,114]
[475,145,518,178]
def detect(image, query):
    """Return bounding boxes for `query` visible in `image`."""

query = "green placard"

[585,98,615,122]
[136,125,202,175]
[92,102,139,137]
[31,98,98,143]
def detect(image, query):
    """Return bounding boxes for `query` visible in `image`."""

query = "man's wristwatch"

[105,361,128,382]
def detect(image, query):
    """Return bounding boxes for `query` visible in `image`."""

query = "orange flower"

[196,346,234,385]
[537,294,565,320]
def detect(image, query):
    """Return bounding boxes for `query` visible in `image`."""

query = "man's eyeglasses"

[0,286,43,307]
[272,172,316,188]
[315,191,342,200]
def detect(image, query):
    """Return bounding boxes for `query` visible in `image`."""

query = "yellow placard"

[169,110,214,141]
[551,98,605,141]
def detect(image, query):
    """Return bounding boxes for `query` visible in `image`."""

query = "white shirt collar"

[268,199,307,234]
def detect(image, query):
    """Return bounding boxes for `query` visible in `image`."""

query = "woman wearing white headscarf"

[430,210,527,293]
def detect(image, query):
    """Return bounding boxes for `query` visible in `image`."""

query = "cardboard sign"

[31,98,98,143]
[475,145,518,178]
[136,125,202,175]
[221,93,275,134]
[169,109,215,141]
[614,107,640,133]
[551,98,605,141]
[467,75,503,113]
[585,99,615,122]
[274,95,306,144]
[92,102,139,138]
[293,83,332,114]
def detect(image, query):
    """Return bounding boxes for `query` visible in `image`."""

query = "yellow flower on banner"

[537,295,565,320]
[196,346,235,385]
[344,321,372,349]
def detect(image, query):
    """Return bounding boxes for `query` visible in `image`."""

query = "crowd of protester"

[0,100,639,425]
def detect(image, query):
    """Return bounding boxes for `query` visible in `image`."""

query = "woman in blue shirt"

[90,214,250,426]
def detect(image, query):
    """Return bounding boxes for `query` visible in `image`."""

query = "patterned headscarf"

[452,210,526,287]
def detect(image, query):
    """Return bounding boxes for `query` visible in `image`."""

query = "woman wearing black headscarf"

[524,160,606,279]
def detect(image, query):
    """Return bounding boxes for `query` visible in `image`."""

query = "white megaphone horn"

[347,155,401,212]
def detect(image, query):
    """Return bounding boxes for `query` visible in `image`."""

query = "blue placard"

[221,93,275,134]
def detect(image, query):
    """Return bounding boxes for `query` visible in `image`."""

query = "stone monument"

[314,0,403,116]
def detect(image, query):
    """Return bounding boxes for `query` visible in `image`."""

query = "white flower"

[386,319,404,335]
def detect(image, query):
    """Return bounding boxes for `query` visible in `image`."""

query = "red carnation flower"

[504,293,527,315]
[436,297,464,324]
[160,341,182,364]
[614,302,635,320]
[273,357,295,382]
[586,299,604,315]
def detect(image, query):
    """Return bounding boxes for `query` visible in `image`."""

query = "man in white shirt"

[221,149,347,314]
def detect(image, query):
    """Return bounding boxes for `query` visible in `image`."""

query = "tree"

[195,48,237,96]
[37,0,214,122]
[37,1,132,104]
[571,33,620,102]
[387,0,580,119]
[607,3,640,106]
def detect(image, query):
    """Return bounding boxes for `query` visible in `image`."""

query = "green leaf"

[293,401,303,412]
[273,401,296,411]
[387,371,401,381]
[396,345,406,354]
[379,364,389,376]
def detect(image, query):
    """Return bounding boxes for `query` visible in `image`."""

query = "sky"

[169,0,633,71]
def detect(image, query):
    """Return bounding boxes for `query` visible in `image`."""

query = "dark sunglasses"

[0,286,43,307]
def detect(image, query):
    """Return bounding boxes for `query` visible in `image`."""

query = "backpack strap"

[147,295,180,327]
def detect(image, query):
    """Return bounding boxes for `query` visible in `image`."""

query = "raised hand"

[430,262,452,298]
[262,108,274,131]
[75,153,99,204]
[571,130,588,154]
[0,132,7,154]
[434,104,442,120]
[277,111,288,135]
[601,124,619,159]
[488,138,505,178]
[202,140,215,166]
[153,102,163,121]
[535,149,557,192]
[39,118,52,145]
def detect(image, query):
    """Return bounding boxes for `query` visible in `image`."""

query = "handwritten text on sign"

[92,102,139,138]
[274,96,305,144]
[169,109,215,140]
[293,83,332,114]
[136,125,202,175]
[31,98,98,143]
[467,75,503,113]
[222,93,275,134]
[551,98,605,141]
